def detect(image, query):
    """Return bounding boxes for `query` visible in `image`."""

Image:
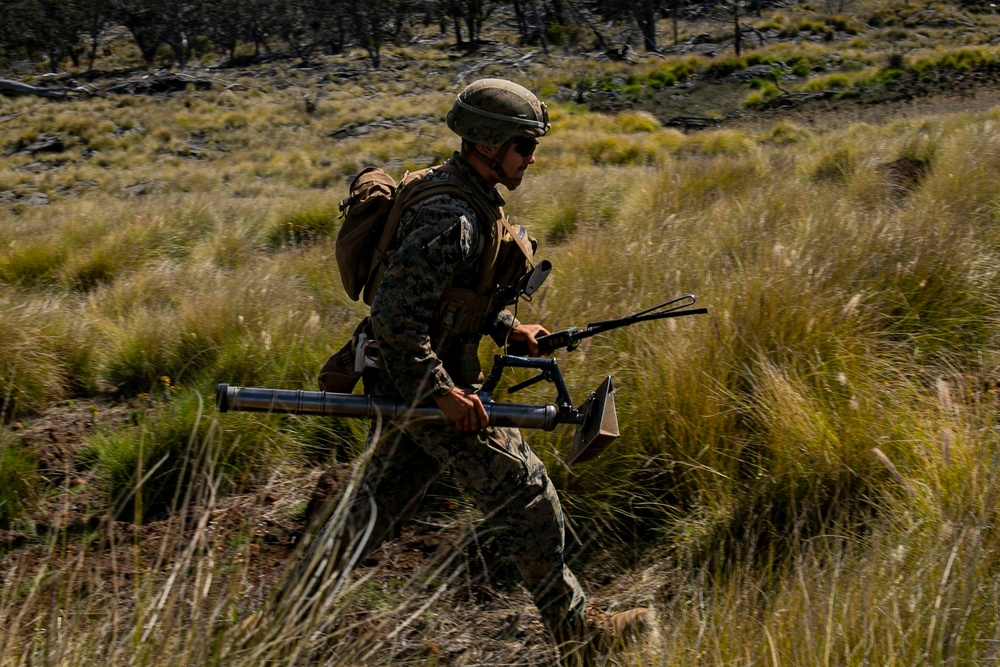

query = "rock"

[112,125,146,137]
[729,64,782,82]
[120,180,169,197]
[15,160,66,173]
[4,133,65,156]
[22,192,50,206]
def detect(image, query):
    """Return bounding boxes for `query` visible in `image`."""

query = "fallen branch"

[663,116,723,129]
[0,79,70,99]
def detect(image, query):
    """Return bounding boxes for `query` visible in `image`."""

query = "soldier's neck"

[460,147,501,186]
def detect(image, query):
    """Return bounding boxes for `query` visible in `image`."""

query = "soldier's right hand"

[433,387,490,431]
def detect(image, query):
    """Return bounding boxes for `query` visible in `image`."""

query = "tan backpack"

[335,163,504,306]
[334,167,399,303]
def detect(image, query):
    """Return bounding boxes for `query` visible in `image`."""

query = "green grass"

[5,8,1000,663]
[81,390,298,522]
[0,436,39,527]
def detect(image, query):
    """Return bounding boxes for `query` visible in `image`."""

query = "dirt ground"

[4,51,1000,663]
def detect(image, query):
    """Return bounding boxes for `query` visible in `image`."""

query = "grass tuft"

[0,436,39,527]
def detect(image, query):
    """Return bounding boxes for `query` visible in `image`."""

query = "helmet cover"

[446,78,550,149]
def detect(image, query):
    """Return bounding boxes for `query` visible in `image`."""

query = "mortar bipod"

[479,354,619,463]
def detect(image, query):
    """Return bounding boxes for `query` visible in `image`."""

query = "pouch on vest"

[317,319,370,393]
[492,222,537,309]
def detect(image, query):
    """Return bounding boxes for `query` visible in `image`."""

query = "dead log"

[0,79,69,99]
[102,73,213,94]
[603,45,634,62]
[664,116,722,129]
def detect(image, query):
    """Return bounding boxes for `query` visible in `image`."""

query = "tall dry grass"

[3,33,1000,663]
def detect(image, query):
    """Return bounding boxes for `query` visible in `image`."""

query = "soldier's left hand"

[508,323,549,356]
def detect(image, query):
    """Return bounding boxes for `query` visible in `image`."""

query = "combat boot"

[557,607,652,666]
[586,607,651,656]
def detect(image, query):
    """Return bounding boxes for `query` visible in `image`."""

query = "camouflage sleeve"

[369,195,484,404]
[486,309,521,347]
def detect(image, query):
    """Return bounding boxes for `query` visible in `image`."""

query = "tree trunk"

[636,0,657,52]
[529,0,548,53]
[672,0,679,44]
[732,2,741,56]
[88,34,100,71]
[511,0,528,40]
[464,4,476,44]
[548,0,566,24]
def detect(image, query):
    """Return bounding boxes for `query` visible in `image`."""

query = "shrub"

[0,437,39,528]
[545,23,583,47]
[546,207,579,244]
[83,389,294,522]
[0,295,73,416]
[744,81,781,107]
[810,144,858,182]
[268,205,341,248]
[0,240,67,287]
[746,54,776,67]
[648,67,676,88]
[704,58,748,79]
[683,130,756,157]
[615,111,661,133]
[789,57,812,77]
[886,52,906,70]
[801,73,852,91]
[760,122,813,145]
[878,68,906,83]
[825,15,859,34]
[100,308,184,395]
[936,47,995,73]
[585,137,652,165]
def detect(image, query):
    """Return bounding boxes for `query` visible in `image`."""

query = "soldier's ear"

[475,142,499,159]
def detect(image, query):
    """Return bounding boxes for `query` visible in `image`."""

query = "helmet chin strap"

[470,142,522,190]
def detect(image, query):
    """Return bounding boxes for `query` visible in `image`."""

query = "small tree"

[162,0,206,69]
[114,0,172,66]
[243,0,280,55]
[707,0,748,57]
[346,0,397,67]
[2,0,86,72]
[202,0,244,60]
[586,0,658,53]
[633,0,657,52]
[79,0,115,70]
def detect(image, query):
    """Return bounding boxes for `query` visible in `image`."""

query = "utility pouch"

[317,319,369,393]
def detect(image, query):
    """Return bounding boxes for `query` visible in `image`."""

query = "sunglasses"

[512,137,538,158]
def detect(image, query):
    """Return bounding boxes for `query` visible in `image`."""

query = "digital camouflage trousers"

[282,405,586,641]
[359,416,585,632]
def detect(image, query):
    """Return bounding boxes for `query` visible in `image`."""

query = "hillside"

[3,2,1000,665]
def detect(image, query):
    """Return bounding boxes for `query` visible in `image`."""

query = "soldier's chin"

[499,174,524,190]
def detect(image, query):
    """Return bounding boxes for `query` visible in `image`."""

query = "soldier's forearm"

[488,309,520,347]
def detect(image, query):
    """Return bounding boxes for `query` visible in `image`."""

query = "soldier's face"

[496,138,536,190]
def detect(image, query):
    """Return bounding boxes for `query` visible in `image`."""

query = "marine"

[292,78,649,666]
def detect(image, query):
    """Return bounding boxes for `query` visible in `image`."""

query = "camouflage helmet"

[446,78,550,149]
